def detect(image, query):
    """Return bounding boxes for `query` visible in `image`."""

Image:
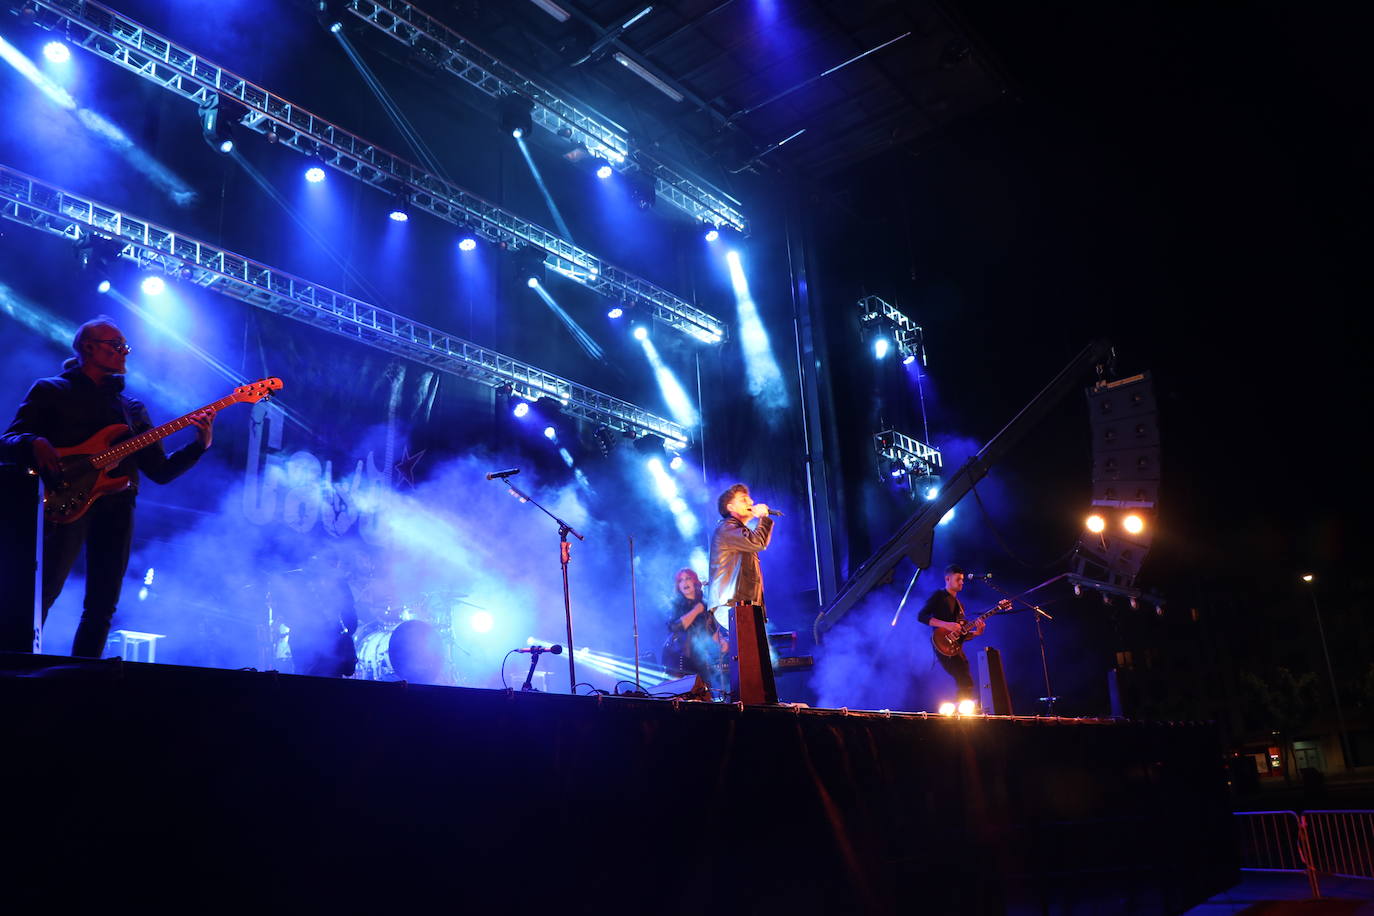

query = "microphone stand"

[494,479,585,694]
[982,573,1063,716]
[628,535,641,694]
[521,648,550,692]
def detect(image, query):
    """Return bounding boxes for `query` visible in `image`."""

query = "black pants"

[41,491,135,658]
[935,648,976,702]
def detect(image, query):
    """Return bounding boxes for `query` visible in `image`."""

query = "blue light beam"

[529,279,604,360]
[637,334,699,430]
[724,250,787,411]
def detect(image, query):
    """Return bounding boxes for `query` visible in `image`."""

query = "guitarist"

[917,564,984,703]
[1,316,214,657]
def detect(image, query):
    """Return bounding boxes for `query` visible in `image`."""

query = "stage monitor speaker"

[0,467,43,653]
[728,603,777,705]
[978,646,1013,716]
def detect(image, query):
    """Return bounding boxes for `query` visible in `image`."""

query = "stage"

[2,653,1236,913]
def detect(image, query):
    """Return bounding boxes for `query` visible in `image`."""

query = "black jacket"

[1,368,205,489]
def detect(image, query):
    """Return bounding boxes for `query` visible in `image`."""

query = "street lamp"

[1301,574,1350,770]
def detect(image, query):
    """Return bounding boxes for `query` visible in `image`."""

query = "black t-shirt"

[917,589,964,626]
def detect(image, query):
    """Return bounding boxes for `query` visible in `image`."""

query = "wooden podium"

[728,602,777,705]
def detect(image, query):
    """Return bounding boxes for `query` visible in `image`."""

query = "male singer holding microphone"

[709,483,777,702]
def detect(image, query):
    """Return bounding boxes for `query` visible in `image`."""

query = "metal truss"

[19,0,725,345]
[858,295,924,364]
[873,428,942,477]
[0,164,690,447]
[344,0,748,234]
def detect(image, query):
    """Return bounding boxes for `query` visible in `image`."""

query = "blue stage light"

[470,610,494,633]
[527,276,540,289]
[458,235,477,251]
[512,126,524,139]
[874,337,891,360]
[42,41,70,64]
[704,226,719,243]
[593,159,613,179]
[328,20,343,34]
[543,426,556,440]
[305,165,325,183]
[388,209,408,222]
[607,306,624,319]
[218,138,234,154]
[669,455,684,470]
[903,353,916,365]
[633,326,648,341]
[513,402,530,418]
[96,279,111,294]
[141,275,165,295]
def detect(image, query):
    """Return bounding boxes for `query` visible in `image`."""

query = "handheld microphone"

[516,644,563,655]
[766,509,784,517]
[485,468,520,480]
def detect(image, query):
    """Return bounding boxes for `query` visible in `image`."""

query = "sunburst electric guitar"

[932,598,1013,657]
[39,377,283,525]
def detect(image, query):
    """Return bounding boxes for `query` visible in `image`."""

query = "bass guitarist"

[1,316,214,657]
[918,564,1009,705]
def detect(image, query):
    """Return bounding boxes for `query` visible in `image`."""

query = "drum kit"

[353,589,480,685]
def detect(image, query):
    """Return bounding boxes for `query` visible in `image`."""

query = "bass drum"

[354,619,448,684]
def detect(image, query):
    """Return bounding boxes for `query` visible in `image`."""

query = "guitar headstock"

[233,377,284,403]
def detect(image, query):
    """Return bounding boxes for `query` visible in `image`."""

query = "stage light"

[1072,584,1083,597]
[874,337,891,360]
[592,158,613,179]
[703,225,720,243]
[633,326,648,341]
[938,702,956,716]
[889,464,906,479]
[607,306,624,319]
[903,354,916,366]
[499,93,533,140]
[1301,574,1314,582]
[513,401,530,418]
[1085,513,1106,534]
[388,190,410,222]
[914,474,939,500]
[42,41,70,64]
[527,276,540,289]
[1122,513,1145,535]
[543,426,556,440]
[304,155,327,182]
[669,455,683,470]
[470,610,494,633]
[957,699,977,716]
[140,275,165,295]
[96,279,111,294]
[458,235,477,252]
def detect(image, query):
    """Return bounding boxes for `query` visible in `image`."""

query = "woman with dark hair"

[663,568,727,688]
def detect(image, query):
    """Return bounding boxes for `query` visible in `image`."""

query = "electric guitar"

[932,598,1013,657]
[39,377,283,525]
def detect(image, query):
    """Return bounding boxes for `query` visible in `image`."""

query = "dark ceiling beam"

[640,0,742,57]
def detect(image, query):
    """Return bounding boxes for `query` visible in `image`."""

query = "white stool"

[107,629,166,663]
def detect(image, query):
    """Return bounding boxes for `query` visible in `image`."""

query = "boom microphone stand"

[983,573,1061,716]
[494,478,585,694]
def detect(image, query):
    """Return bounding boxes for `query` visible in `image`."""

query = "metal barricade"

[1235,809,1374,898]
[1304,810,1374,882]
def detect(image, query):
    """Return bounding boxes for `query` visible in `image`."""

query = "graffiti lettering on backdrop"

[242,400,396,543]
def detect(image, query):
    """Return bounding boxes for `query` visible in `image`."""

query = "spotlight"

[512,401,530,418]
[669,455,684,470]
[938,702,956,716]
[703,225,720,243]
[592,426,619,457]
[902,354,916,366]
[458,232,478,252]
[199,93,238,155]
[387,190,410,222]
[591,157,613,179]
[141,275,165,295]
[516,246,545,287]
[957,699,977,716]
[470,610,494,633]
[42,41,70,64]
[304,154,327,183]
[1122,513,1145,535]
[543,426,557,440]
[527,276,540,289]
[606,306,624,319]
[874,337,891,360]
[96,279,111,294]
[1085,513,1106,534]
[633,326,648,341]
[914,474,940,500]
[1072,584,1083,597]
[499,93,534,140]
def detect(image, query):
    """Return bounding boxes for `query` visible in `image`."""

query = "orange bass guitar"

[40,377,282,525]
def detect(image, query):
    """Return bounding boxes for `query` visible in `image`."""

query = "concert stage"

[2,654,1235,913]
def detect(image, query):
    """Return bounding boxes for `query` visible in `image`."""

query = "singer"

[708,483,775,612]
[917,564,981,703]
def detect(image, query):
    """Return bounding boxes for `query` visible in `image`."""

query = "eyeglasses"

[92,338,131,353]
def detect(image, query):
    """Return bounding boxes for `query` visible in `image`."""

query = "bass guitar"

[40,377,282,525]
[932,598,1013,657]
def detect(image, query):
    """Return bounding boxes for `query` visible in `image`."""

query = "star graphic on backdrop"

[393,448,426,487]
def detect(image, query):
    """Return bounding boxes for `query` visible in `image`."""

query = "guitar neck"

[94,394,238,468]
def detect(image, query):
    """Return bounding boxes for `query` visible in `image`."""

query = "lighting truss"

[858,295,924,364]
[873,429,942,477]
[0,163,690,446]
[18,0,726,345]
[344,0,748,234]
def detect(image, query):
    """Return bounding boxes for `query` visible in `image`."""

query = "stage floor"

[2,653,1236,913]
